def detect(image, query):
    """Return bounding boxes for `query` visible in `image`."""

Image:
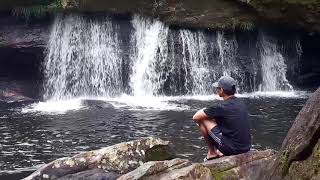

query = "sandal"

[203,156,219,162]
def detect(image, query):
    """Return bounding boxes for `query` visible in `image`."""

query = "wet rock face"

[0,80,35,103]
[24,137,172,180]
[263,87,320,179]
[1,0,258,30]
[236,0,320,33]
[0,15,49,48]
[2,0,320,32]
[11,0,254,30]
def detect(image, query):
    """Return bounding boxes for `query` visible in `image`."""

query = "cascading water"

[258,33,293,91]
[43,14,299,103]
[179,30,212,94]
[215,31,252,91]
[216,31,238,76]
[129,15,169,96]
[44,15,122,100]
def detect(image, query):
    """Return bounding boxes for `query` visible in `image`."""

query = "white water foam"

[22,98,84,114]
[238,91,309,98]
[22,90,309,114]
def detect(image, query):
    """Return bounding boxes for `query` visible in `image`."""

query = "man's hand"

[193,108,210,123]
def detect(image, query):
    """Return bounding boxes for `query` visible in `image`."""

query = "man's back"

[204,97,251,154]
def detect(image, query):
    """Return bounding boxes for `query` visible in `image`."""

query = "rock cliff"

[2,0,320,32]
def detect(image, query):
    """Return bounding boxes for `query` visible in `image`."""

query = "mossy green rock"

[287,140,320,180]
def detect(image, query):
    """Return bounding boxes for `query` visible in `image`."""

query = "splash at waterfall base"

[24,87,320,180]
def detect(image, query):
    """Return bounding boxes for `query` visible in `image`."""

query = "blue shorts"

[208,126,234,155]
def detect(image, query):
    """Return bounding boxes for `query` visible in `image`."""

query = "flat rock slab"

[24,137,170,180]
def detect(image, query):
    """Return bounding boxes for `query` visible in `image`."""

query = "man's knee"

[201,119,217,131]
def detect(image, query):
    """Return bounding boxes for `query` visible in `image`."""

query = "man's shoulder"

[222,97,247,109]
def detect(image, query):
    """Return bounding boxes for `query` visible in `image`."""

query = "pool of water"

[0,92,308,179]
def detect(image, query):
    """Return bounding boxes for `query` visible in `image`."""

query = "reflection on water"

[0,96,307,178]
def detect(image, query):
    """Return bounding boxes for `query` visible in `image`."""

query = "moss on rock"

[279,150,290,175]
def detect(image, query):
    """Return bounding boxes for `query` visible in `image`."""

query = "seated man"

[193,76,251,161]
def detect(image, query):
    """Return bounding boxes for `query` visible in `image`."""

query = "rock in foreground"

[262,87,320,180]
[24,136,275,180]
[24,137,171,180]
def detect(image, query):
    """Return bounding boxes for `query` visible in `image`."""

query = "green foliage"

[11,0,63,20]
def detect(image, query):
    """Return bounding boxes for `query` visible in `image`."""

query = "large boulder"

[262,87,320,179]
[0,15,49,48]
[23,137,172,180]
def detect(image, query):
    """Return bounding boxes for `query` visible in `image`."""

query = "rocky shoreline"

[22,87,320,179]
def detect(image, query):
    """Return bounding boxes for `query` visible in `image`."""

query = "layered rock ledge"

[2,0,320,32]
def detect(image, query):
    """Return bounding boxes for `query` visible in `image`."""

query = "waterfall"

[216,31,250,91]
[129,15,169,96]
[43,14,298,101]
[258,33,293,91]
[44,15,122,100]
[217,31,238,76]
[179,30,211,94]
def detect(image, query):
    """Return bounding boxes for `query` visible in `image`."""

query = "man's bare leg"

[199,119,224,158]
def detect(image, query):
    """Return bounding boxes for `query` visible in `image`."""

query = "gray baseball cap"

[213,76,237,91]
